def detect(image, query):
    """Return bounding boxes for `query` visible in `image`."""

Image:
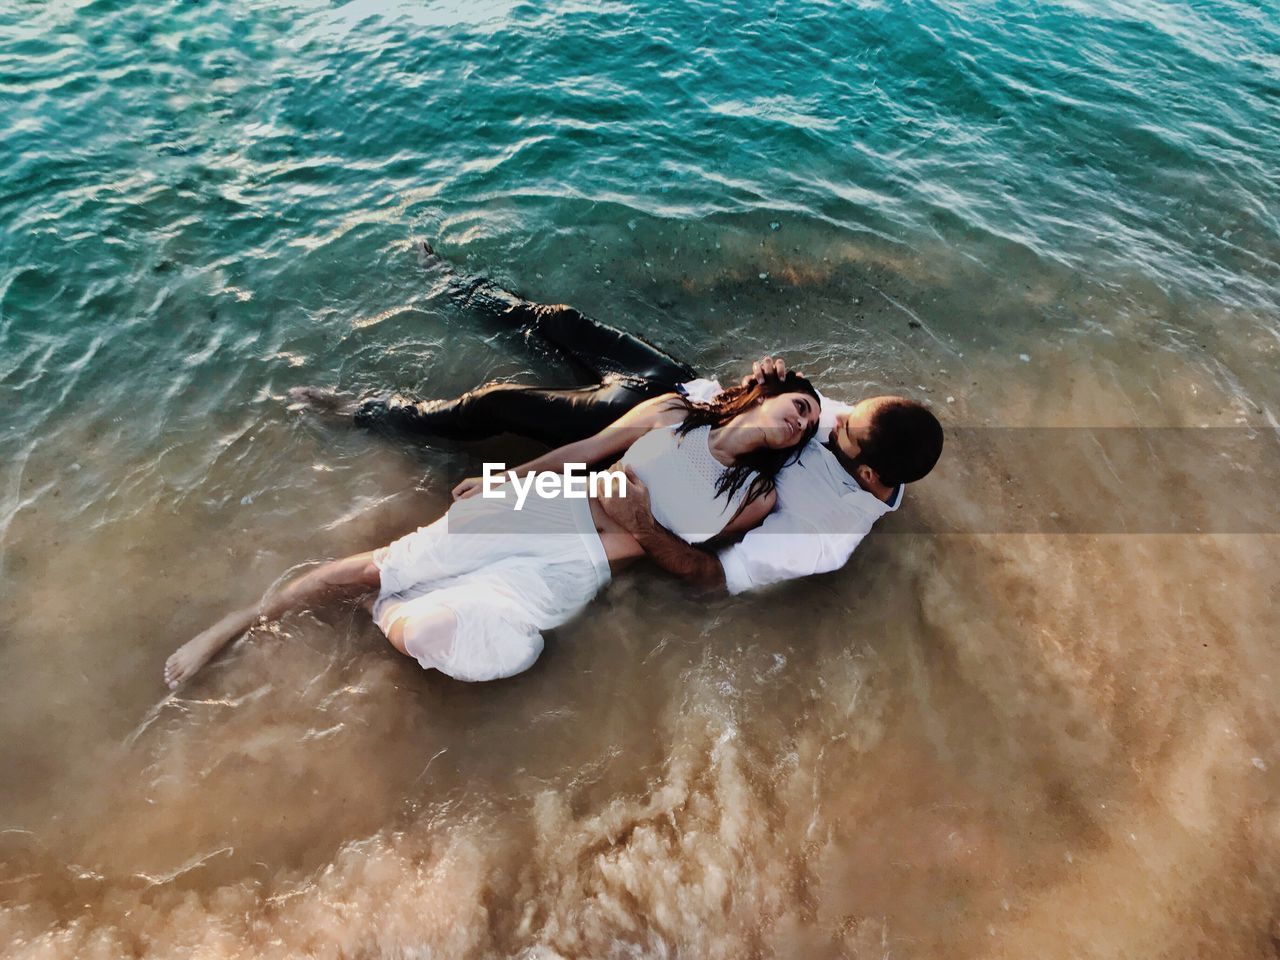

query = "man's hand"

[597,465,655,533]
[452,476,484,500]
[740,355,797,387]
[597,463,726,591]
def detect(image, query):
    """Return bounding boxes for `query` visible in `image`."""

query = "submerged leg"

[286,385,361,417]
[425,240,696,384]
[353,377,662,447]
[295,240,697,442]
[163,551,382,689]
[518,303,697,385]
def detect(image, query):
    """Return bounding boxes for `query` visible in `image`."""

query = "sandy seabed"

[2,233,1278,959]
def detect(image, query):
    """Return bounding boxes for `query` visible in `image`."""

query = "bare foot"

[286,385,359,417]
[164,623,242,689]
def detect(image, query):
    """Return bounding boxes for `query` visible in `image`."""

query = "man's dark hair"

[862,399,944,485]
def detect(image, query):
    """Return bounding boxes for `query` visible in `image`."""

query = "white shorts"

[371,490,611,682]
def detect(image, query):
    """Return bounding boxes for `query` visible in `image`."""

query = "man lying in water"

[291,241,944,595]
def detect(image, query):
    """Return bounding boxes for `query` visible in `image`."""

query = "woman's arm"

[709,489,777,543]
[452,392,684,500]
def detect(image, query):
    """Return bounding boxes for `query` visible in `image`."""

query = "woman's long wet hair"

[674,371,821,508]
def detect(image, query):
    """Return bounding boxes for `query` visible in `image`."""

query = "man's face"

[830,396,891,461]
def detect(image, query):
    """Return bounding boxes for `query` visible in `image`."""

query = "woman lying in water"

[164,372,821,688]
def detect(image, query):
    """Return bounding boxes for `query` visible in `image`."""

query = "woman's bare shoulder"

[637,392,687,429]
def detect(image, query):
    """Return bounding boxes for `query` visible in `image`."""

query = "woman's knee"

[386,606,458,666]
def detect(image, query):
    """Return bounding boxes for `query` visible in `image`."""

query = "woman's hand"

[452,476,485,500]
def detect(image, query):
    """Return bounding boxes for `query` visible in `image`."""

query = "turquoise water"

[4,1,1278,421]
[4,0,1278,532]
[2,2,1278,957]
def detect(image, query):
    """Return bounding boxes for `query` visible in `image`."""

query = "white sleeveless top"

[620,425,754,544]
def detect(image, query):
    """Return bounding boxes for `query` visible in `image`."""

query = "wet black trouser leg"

[355,270,698,448]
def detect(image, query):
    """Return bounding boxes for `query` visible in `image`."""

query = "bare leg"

[164,551,382,689]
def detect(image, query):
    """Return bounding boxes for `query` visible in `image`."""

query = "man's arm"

[631,518,727,591]
[597,466,727,591]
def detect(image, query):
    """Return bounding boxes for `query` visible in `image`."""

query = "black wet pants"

[354,269,699,448]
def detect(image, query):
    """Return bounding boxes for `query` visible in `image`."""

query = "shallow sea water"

[1,1,1278,957]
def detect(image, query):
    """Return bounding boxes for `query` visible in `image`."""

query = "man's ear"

[856,464,881,489]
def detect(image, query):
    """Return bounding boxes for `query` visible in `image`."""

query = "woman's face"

[750,391,821,449]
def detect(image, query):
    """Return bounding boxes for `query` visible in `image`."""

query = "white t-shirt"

[678,378,902,595]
